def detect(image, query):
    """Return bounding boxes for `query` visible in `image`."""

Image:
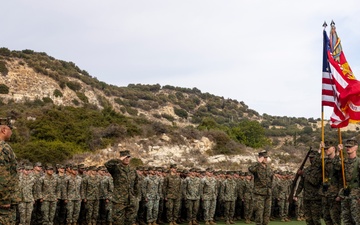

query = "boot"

[245,219,251,224]
[169,222,173,225]
[205,221,210,225]
[229,220,235,224]
[225,221,230,225]
[148,223,152,225]
[172,221,178,225]
[153,222,159,225]
[188,221,193,225]
[209,221,217,225]
[192,220,199,225]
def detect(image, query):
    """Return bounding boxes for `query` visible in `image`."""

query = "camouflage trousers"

[303,199,321,225]
[112,202,136,225]
[66,200,81,223]
[99,199,113,223]
[295,196,304,218]
[252,194,271,225]
[185,199,199,222]
[165,198,181,222]
[244,197,253,221]
[18,202,34,225]
[41,201,57,225]
[322,197,341,225]
[278,197,289,219]
[54,200,67,225]
[223,201,236,221]
[0,205,17,225]
[146,199,159,223]
[202,199,216,221]
[85,200,99,224]
[341,197,360,225]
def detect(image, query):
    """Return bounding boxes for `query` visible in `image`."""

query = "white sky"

[2,0,360,119]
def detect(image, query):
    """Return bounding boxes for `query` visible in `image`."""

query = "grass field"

[176,219,307,225]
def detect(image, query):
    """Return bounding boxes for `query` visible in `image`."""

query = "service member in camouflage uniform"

[220,171,237,224]
[55,164,67,225]
[201,168,217,225]
[65,165,83,225]
[143,166,161,225]
[248,150,273,225]
[105,150,140,225]
[276,172,290,222]
[320,141,341,225]
[337,139,360,225]
[35,164,60,225]
[164,164,182,225]
[81,166,100,225]
[294,150,322,225]
[242,172,254,224]
[99,166,114,225]
[183,168,201,225]
[32,162,44,225]
[0,118,18,225]
[18,164,36,225]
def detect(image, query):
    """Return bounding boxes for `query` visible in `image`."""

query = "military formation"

[3,115,360,225]
[11,155,301,225]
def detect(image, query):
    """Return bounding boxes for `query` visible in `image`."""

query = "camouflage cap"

[34,162,42,167]
[24,164,33,170]
[345,139,358,148]
[0,117,12,129]
[324,140,335,149]
[119,150,131,157]
[258,150,268,157]
[70,165,79,170]
[56,164,65,169]
[78,164,85,170]
[170,163,177,169]
[45,164,54,170]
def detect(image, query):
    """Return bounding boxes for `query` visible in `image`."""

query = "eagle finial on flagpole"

[323,21,327,29]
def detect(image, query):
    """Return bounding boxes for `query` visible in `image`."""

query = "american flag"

[322,29,349,128]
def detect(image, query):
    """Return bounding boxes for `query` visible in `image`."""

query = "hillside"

[1,48,359,171]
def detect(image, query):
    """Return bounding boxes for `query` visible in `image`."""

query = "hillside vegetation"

[0,47,359,166]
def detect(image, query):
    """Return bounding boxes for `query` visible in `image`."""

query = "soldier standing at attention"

[35,164,60,225]
[337,139,360,225]
[163,164,182,225]
[248,150,273,225]
[81,166,100,225]
[220,171,237,224]
[143,166,161,225]
[320,141,342,225]
[65,165,83,225]
[183,168,201,225]
[242,172,254,224]
[201,168,217,225]
[18,164,36,225]
[0,118,18,225]
[105,150,139,225]
[294,150,322,225]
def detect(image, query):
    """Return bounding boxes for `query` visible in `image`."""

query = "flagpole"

[338,128,346,188]
[321,22,327,184]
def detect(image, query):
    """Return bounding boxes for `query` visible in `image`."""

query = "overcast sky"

[2,0,360,119]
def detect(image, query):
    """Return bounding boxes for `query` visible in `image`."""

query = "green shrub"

[161,113,175,122]
[0,61,8,76]
[0,84,9,94]
[66,81,82,91]
[76,92,88,103]
[53,89,63,97]
[174,107,188,119]
[42,97,53,104]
